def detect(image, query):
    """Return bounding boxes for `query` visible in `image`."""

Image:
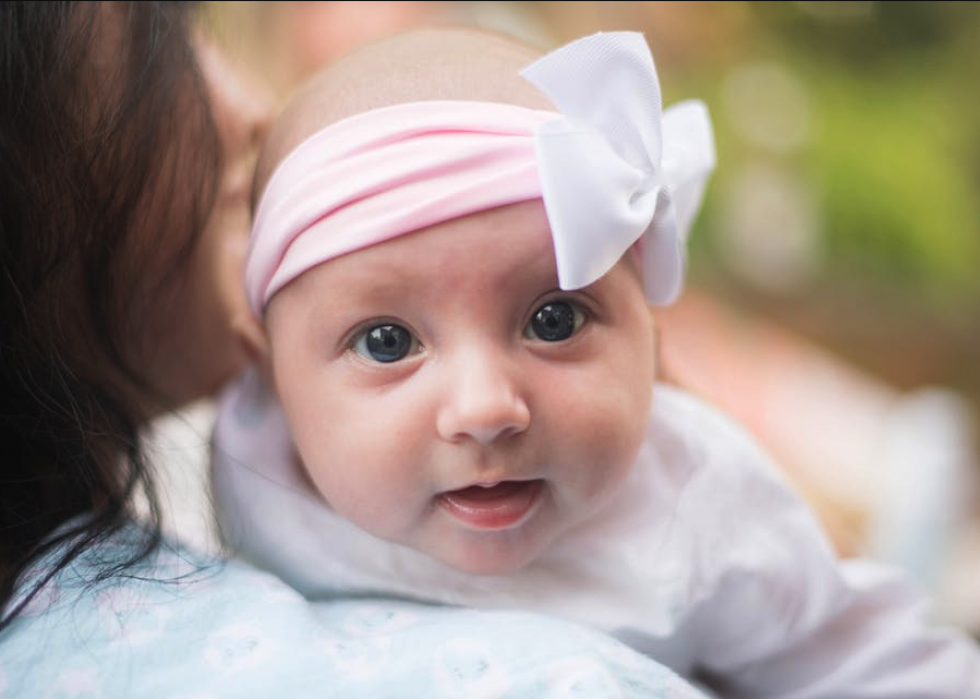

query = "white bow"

[521,32,715,305]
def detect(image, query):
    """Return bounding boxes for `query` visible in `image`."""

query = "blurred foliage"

[692,2,980,309]
[752,1,980,309]
[814,71,980,307]
[742,4,978,409]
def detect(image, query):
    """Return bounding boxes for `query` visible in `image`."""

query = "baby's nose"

[435,350,530,445]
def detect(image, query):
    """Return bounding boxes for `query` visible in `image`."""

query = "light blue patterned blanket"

[0,528,709,698]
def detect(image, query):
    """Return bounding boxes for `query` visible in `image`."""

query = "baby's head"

[242,28,712,576]
[251,28,552,204]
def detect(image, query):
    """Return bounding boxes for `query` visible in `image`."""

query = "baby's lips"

[438,480,542,530]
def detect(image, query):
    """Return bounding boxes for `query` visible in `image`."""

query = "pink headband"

[246,32,715,315]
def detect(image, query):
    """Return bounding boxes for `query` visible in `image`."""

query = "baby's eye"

[524,301,585,342]
[352,324,419,363]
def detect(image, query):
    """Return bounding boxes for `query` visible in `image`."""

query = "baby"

[213,28,980,697]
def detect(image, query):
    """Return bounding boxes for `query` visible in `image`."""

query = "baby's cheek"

[562,402,645,502]
[608,381,651,471]
[608,412,648,478]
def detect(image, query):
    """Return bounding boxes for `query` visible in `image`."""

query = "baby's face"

[265,200,657,575]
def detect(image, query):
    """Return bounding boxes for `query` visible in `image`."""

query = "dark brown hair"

[0,1,220,630]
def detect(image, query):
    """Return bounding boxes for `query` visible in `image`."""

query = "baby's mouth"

[438,480,543,531]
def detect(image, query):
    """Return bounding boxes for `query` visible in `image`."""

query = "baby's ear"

[232,310,272,375]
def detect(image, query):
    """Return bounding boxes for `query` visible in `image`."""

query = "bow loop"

[521,32,715,304]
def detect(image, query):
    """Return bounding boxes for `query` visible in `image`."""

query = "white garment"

[212,369,980,698]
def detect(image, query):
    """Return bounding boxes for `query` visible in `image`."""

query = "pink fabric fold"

[246,101,553,315]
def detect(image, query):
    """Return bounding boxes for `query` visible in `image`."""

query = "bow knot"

[632,167,662,203]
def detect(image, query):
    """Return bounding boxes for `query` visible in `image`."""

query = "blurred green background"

[665,1,980,406]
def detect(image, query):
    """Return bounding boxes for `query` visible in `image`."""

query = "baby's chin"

[424,526,559,578]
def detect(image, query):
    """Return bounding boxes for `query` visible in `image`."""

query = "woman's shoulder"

[0,525,710,698]
[0,531,308,696]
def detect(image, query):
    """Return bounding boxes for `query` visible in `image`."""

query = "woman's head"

[0,1,268,620]
[1,2,260,418]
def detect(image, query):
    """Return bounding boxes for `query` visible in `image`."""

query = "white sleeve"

[654,386,980,697]
[691,555,980,697]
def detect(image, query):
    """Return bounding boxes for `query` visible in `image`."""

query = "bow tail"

[640,190,684,305]
[661,100,716,243]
